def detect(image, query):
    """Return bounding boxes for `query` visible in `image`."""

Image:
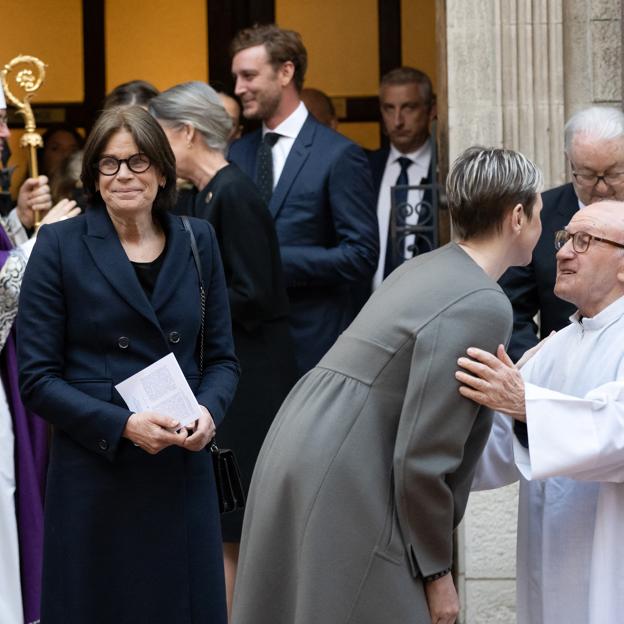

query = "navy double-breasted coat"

[17,206,240,624]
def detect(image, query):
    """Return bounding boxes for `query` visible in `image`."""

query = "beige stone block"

[464,580,516,624]
[463,485,518,578]
[563,0,590,23]
[591,0,620,20]
[447,28,501,103]
[448,105,504,158]
[447,0,497,28]
[563,16,593,114]
[591,20,622,102]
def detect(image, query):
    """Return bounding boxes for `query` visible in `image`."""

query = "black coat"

[499,182,578,361]
[17,207,240,624]
[174,164,297,541]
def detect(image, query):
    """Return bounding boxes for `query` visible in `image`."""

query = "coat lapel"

[151,213,193,313]
[268,115,316,219]
[82,206,161,328]
[557,182,580,219]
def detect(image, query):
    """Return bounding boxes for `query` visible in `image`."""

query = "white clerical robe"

[473,295,624,624]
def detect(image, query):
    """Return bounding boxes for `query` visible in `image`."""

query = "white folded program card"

[115,353,201,427]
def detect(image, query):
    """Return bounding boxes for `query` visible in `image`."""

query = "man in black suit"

[229,24,378,376]
[500,106,624,361]
[353,68,436,311]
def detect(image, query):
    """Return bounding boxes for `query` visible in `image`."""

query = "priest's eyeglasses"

[96,153,152,176]
[554,229,624,254]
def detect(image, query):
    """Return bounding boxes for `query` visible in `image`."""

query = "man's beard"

[245,92,281,121]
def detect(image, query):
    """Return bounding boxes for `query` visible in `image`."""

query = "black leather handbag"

[209,442,246,514]
[182,217,246,514]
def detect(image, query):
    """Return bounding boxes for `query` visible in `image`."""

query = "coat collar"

[268,114,316,219]
[556,182,580,219]
[83,205,191,331]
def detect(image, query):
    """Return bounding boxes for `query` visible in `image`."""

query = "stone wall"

[444,1,622,622]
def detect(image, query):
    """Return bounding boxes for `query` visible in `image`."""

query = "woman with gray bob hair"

[150,82,297,615]
[149,81,232,153]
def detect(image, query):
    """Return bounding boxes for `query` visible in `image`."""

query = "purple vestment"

[0,225,48,624]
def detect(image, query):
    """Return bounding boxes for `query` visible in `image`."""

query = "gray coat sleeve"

[392,288,512,578]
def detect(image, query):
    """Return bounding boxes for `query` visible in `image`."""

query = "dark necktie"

[383,156,413,277]
[256,132,280,205]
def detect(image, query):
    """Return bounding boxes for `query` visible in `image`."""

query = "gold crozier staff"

[1,55,47,227]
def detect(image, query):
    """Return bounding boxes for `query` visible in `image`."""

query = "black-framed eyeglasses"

[554,229,624,254]
[571,170,624,187]
[96,153,152,176]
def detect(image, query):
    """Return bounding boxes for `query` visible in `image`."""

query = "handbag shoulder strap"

[181,216,205,289]
[181,216,206,374]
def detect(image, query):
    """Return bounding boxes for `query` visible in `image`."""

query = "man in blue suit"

[229,24,378,376]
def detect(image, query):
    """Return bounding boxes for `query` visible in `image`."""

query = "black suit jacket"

[351,146,435,313]
[499,182,578,362]
[229,114,378,375]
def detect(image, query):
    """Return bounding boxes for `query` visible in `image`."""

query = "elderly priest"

[457,200,624,624]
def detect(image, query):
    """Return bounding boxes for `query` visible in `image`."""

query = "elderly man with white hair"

[458,199,624,624]
[0,81,79,624]
[500,106,624,361]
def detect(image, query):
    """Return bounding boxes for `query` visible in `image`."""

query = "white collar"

[263,101,308,140]
[571,294,624,331]
[389,140,432,169]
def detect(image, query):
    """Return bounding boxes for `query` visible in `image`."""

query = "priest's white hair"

[564,106,624,154]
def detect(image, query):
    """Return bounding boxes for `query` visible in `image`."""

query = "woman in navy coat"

[16,106,240,624]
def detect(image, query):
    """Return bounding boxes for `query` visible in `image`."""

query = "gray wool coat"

[231,243,513,624]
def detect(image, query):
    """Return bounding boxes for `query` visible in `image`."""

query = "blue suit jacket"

[229,114,378,374]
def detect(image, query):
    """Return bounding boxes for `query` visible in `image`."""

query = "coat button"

[118,336,130,349]
[98,439,109,451]
[169,331,181,344]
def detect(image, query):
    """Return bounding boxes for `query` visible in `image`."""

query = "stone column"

[443,1,621,623]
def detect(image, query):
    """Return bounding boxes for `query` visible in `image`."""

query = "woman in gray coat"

[232,147,543,624]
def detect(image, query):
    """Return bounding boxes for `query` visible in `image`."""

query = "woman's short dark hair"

[230,24,307,92]
[103,80,159,110]
[81,106,177,214]
[446,146,543,240]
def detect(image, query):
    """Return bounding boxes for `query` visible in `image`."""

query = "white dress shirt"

[262,101,309,190]
[372,141,432,290]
